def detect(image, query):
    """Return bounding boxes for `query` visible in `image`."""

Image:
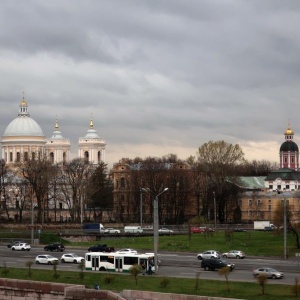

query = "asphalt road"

[1,244,300,285]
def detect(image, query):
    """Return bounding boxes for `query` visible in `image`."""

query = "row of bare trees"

[0,157,112,224]
[0,140,277,224]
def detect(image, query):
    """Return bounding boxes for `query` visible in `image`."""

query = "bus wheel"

[99,267,106,271]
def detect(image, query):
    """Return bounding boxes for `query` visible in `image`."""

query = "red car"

[191,227,214,233]
[191,227,201,233]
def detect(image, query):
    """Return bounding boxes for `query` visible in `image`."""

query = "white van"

[124,226,143,234]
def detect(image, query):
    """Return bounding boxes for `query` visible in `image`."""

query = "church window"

[32,152,35,160]
[97,151,101,163]
[121,177,125,188]
[284,157,287,163]
[63,153,66,164]
[24,152,28,161]
[291,157,294,163]
[9,152,13,162]
[16,152,21,162]
[84,151,89,163]
[50,152,54,164]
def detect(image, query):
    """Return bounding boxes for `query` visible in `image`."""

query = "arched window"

[16,152,21,162]
[84,151,89,163]
[97,151,101,163]
[50,152,54,164]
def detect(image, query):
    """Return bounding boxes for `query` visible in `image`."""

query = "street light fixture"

[142,187,169,274]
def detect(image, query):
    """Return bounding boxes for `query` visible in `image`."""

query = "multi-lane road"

[1,244,300,285]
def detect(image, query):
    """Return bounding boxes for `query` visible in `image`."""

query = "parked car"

[191,226,201,233]
[158,228,174,234]
[201,258,235,271]
[44,243,65,252]
[60,253,85,264]
[104,228,121,234]
[11,242,31,251]
[35,255,59,265]
[199,227,214,233]
[115,248,138,254]
[88,244,115,252]
[253,267,284,279]
[222,250,246,259]
[197,250,221,260]
[7,241,24,248]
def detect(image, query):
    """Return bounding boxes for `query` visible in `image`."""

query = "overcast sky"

[1,0,299,169]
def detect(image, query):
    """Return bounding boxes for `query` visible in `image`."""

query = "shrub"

[160,277,170,288]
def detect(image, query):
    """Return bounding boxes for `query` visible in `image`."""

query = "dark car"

[88,244,115,252]
[201,258,235,271]
[44,243,65,252]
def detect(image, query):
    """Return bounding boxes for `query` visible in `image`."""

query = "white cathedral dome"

[3,99,44,137]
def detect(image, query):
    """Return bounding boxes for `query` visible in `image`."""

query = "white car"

[222,250,245,259]
[158,228,174,234]
[115,248,138,254]
[11,242,31,251]
[104,228,121,234]
[197,250,221,260]
[35,255,59,265]
[60,253,85,264]
[253,267,284,279]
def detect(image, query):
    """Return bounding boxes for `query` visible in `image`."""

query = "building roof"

[280,141,299,152]
[233,176,266,189]
[265,168,300,181]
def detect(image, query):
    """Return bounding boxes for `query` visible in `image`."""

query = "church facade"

[1,97,106,165]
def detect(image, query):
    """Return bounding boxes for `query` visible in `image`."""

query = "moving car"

[253,267,284,279]
[7,241,24,248]
[199,227,214,233]
[158,228,174,234]
[197,250,221,260]
[222,250,245,259]
[191,226,201,233]
[35,255,59,265]
[44,243,65,252]
[11,242,31,251]
[115,248,138,254]
[201,258,235,271]
[104,228,121,234]
[60,253,85,263]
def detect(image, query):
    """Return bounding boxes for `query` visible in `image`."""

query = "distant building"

[1,97,106,165]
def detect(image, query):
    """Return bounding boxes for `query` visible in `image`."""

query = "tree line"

[0,140,278,224]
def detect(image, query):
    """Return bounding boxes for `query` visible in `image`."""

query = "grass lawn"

[71,230,297,258]
[0,267,297,300]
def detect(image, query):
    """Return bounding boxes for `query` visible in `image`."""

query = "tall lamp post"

[213,191,217,230]
[142,187,168,274]
[277,190,288,259]
[140,189,143,227]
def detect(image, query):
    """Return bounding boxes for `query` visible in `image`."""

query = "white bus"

[85,252,157,273]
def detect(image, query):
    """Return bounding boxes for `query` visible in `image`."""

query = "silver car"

[61,253,85,263]
[197,250,221,260]
[35,255,59,265]
[253,267,284,279]
[222,250,245,259]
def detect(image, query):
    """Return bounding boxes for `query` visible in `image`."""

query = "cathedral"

[1,97,106,165]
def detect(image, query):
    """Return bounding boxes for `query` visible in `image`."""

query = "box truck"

[83,223,105,234]
[254,221,275,231]
[124,226,143,234]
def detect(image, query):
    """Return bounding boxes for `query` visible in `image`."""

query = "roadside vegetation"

[0,266,295,300]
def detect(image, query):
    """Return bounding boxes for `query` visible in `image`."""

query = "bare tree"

[196,140,245,223]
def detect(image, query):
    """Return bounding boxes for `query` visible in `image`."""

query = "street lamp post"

[142,187,168,274]
[31,195,34,245]
[213,192,217,230]
[140,189,143,228]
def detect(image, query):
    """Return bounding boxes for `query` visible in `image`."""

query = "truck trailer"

[253,221,275,231]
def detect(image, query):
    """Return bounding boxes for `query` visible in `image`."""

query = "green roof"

[235,176,266,189]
